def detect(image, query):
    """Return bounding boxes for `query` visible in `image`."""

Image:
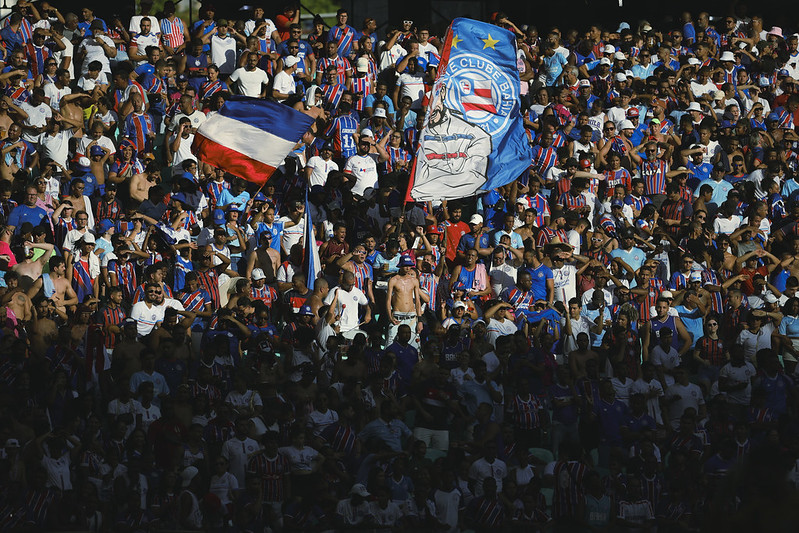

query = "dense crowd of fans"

[1,0,799,531]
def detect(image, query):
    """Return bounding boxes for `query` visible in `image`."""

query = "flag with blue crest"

[408,18,533,202]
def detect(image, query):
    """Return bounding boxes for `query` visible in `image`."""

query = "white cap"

[614,51,626,60]
[78,156,91,167]
[372,107,387,118]
[81,232,96,244]
[356,56,370,73]
[251,268,266,280]
[759,77,771,87]
[619,119,634,130]
[578,79,591,87]
[661,290,674,299]
[687,102,703,113]
[350,483,370,497]
[603,44,616,54]
[453,300,467,310]
[719,51,735,62]
[182,466,199,488]
[283,55,299,68]
[469,214,484,225]
[689,271,702,282]
[713,90,726,100]
[687,57,701,65]
[765,293,779,303]
[360,128,374,138]
[641,23,652,32]
[615,72,628,82]
[599,57,612,66]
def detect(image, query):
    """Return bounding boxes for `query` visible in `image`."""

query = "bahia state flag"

[408,18,533,202]
[192,97,315,186]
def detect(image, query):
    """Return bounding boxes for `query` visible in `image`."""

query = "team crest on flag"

[408,18,533,202]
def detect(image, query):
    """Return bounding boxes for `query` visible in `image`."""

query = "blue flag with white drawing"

[408,18,533,202]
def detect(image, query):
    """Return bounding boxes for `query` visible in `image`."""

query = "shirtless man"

[27,255,78,313]
[113,319,145,380]
[129,163,160,203]
[0,95,23,140]
[305,277,329,323]
[30,297,58,357]
[569,331,599,380]
[245,232,279,283]
[1,271,32,323]
[12,240,55,290]
[386,255,423,347]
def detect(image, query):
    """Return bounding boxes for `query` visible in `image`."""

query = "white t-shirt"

[344,153,379,197]
[170,109,207,131]
[664,382,705,427]
[169,131,196,172]
[272,70,296,102]
[77,135,116,157]
[129,15,160,34]
[397,71,426,108]
[631,378,664,424]
[77,72,109,92]
[276,216,303,253]
[306,156,339,187]
[38,130,72,167]
[210,34,237,74]
[489,262,517,297]
[719,362,756,405]
[130,298,185,336]
[278,445,319,473]
[468,457,507,496]
[244,18,277,36]
[229,67,269,97]
[690,80,716,99]
[52,35,74,78]
[552,264,577,303]
[78,35,116,74]
[19,102,52,142]
[42,83,71,111]
[221,436,261,484]
[713,215,741,235]
[324,286,368,332]
[486,318,518,345]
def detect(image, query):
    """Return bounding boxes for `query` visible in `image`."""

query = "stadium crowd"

[2,0,799,531]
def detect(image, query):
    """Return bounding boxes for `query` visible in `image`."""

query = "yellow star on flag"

[482,33,499,49]
[451,34,462,48]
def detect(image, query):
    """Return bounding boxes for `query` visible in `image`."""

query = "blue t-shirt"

[541,52,568,86]
[217,189,251,213]
[253,221,284,251]
[610,247,646,272]
[527,263,553,302]
[8,204,47,231]
[362,94,395,115]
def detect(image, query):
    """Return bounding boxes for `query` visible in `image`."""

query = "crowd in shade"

[2,0,799,531]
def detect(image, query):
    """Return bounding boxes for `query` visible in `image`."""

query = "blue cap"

[779,69,790,77]
[89,145,104,157]
[399,255,416,267]
[180,171,198,183]
[768,112,780,121]
[212,208,225,225]
[176,73,188,82]
[298,304,314,316]
[611,198,624,207]
[99,219,115,233]
[253,192,267,202]
[171,192,187,205]
[720,120,734,128]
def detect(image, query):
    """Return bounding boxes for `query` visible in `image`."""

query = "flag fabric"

[192,97,315,186]
[407,18,533,202]
[304,189,321,290]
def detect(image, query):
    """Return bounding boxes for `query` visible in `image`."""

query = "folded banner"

[304,189,321,290]
[192,97,315,186]
[408,18,533,201]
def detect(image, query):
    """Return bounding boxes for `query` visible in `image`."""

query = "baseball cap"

[171,192,188,205]
[373,107,387,118]
[614,51,626,61]
[765,293,779,303]
[758,77,771,87]
[321,142,334,152]
[611,198,624,208]
[767,112,780,122]
[350,483,370,497]
[689,271,702,282]
[578,79,591,87]
[399,255,416,267]
[661,290,674,299]
[176,73,188,82]
[213,208,225,225]
[5,438,19,448]
[615,72,628,82]
[81,233,96,244]
[298,304,314,316]
[599,57,612,66]
[251,268,266,280]
[603,44,616,54]
[283,55,300,68]
[579,159,592,169]
[360,128,374,138]
[99,219,115,233]
[181,466,199,488]
[469,214,484,225]
[626,107,640,117]
[453,300,467,309]
[89,145,104,157]
[426,225,442,234]
[356,57,370,73]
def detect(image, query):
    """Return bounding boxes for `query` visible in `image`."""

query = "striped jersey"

[160,16,186,49]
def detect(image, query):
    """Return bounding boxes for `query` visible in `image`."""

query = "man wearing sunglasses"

[130,281,194,337]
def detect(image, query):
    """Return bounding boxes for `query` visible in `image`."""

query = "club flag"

[407,18,533,201]
[192,97,315,186]
[304,190,321,290]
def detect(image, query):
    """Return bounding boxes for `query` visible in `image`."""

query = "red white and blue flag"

[304,189,321,290]
[191,97,315,186]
